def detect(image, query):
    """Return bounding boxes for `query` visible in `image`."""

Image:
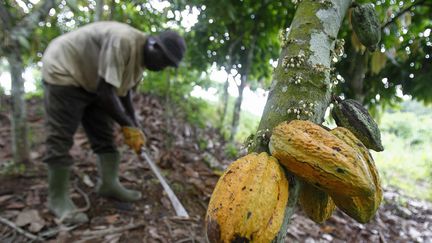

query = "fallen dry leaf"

[6,202,26,209]
[15,209,45,232]
[321,225,336,233]
[148,226,161,239]
[105,214,120,224]
[82,173,95,187]
[0,194,13,204]
[25,190,41,206]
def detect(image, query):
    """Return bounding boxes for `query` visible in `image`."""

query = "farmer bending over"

[42,21,186,223]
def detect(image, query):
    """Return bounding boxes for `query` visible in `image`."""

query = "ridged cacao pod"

[332,98,384,152]
[205,152,289,243]
[299,181,335,223]
[269,120,374,197]
[330,127,383,223]
[351,3,381,51]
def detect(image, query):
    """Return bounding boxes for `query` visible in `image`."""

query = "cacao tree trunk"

[7,51,29,164]
[248,0,352,241]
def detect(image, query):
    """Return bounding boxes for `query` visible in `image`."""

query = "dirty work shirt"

[42,21,147,97]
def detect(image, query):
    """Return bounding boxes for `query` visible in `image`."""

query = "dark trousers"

[43,82,117,166]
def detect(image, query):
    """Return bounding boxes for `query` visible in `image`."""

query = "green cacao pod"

[332,98,384,152]
[299,181,335,223]
[269,120,375,197]
[205,152,289,243]
[351,3,381,51]
[330,127,383,223]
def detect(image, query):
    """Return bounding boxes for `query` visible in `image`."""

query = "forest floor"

[0,94,431,243]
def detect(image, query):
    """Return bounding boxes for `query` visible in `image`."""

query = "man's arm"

[119,90,138,127]
[96,77,135,127]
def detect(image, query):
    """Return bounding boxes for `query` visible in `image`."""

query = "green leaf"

[18,36,30,50]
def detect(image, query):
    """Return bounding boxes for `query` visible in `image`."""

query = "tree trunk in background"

[7,51,29,164]
[95,0,104,21]
[219,39,241,134]
[229,36,256,142]
[0,0,56,164]
[219,77,230,128]
[229,75,246,142]
[248,0,352,241]
[348,50,368,103]
[109,0,115,20]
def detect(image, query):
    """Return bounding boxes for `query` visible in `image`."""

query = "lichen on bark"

[247,0,353,242]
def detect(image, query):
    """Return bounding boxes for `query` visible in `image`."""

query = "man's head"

[143,30,186,71]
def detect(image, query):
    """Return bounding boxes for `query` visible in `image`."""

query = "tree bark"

[248,0,352,241]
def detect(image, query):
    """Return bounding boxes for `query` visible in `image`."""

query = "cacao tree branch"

[0,3,13,55]
[11,0,56,39]
[0,2,14,30]
[248,0,353,241]
[381,0,427,29]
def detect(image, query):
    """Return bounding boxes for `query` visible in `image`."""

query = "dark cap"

[154,30,186,67]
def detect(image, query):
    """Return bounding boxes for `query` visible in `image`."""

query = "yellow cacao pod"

[299,181,335,223]
[205,152,289,243]
[269,120,374,197]
[330,127,383,223]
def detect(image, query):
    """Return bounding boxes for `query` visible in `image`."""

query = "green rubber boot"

[96,153,142,202]
[47,164,88,224]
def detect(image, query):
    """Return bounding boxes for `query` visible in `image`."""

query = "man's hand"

[122,126,146,153]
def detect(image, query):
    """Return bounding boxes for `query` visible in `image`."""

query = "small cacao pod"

[299,181,335,223]
[332,98,384,152]
[351,3,381,51]
[205,152,289,243]
[330,127,383,223]
[269,120,374,197]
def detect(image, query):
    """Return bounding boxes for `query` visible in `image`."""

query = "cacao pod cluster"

[351,3,381,51]
[205,100,384,241]
[269,120,383,224]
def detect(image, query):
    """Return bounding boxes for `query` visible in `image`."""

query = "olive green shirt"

[42,21,147,96]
